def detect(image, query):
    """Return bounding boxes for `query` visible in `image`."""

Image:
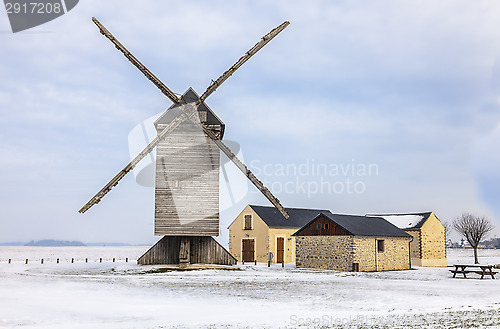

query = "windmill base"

[137,236,237,266]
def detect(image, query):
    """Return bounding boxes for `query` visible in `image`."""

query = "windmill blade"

[79,107,198,214]
[199,21,290,103]
[202,126,290,219]
[92,17,181,105]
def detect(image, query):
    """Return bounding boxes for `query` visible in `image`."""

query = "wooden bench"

[450,264,497,279]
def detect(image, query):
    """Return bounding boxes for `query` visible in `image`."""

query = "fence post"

[57,258,59,264]
[71,258,74,263]
[85,258,88,263]
[25,259,28,264]
[268,261,270,267]
[125,258,128,263]
[282,261,284,268]
[99,258,102,263]
[112,258,115,263]
[8,259,11,264]
[41,259,43,264]
[254,260,257,265]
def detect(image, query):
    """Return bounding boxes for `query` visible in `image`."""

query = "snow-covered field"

[0,247,499,329]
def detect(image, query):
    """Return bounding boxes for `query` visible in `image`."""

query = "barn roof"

[365,212,433,230]
[249,205,331,229]
[293,213,411,238]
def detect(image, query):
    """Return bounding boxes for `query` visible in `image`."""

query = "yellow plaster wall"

[227,205,269,262]
[268,228,300,263]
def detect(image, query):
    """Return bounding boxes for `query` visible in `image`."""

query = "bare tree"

[453,213,495,264]
[442,221,452,239]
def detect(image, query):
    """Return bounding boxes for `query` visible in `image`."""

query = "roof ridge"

[366,212,432,216]
[249,204,330,211]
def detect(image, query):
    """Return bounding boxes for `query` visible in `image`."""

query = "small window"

[244,214,252,230]
[377,240,385,253]
[324,223,329,230]
[317,223,321,230]
[199,111,208,123]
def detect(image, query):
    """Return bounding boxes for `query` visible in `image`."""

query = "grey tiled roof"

[250,205,411,238]
[249,205,331,229]
[314,213,412,237]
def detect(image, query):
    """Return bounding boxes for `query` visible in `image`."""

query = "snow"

[0,247,499,328]
[368,214,425,229]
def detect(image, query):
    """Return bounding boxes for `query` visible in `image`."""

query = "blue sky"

[1,0,499,245]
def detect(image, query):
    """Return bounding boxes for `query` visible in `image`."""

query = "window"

[199,111,207,122]
[377,240,385,253]
[244,214,252,230]
[324,223,329,230]
[317,223,321,230]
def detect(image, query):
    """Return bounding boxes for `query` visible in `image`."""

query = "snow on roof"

[367,214,426,229]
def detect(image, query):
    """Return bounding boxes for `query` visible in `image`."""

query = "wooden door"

[242,239,255,262]
[276,237,284,263]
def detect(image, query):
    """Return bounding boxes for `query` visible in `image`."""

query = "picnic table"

[450,264,497,279]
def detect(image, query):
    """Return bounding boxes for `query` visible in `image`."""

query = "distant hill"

[24,240,86,247]
[0,242,26,246]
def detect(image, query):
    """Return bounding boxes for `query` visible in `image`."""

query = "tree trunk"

[473,247,479,264]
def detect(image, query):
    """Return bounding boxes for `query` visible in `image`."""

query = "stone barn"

[366,212,447,267]
[293,213,412,272]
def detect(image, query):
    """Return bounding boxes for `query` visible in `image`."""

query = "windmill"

[80,17,290,265]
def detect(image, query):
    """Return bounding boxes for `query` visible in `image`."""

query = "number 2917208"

[5,2,62,14]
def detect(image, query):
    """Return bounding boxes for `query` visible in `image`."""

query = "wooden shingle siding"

[137,236,237,265]
[294,215,350,236]
[154,121,220,236]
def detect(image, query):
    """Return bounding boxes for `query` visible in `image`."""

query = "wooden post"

[71,258,74,263]
[25,259,28,264]
[8,259,11,264]
[254,260,257,265]
[268,261,270,267]
[99,258,102,263]
[125,258,128,263]
[57,258,59,264]
[85,258,88,263]
[41,259,43,264]
[112,258,115,263]
[282,261,284,268]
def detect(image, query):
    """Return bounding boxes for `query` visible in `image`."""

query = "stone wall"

[295,236,354,271]
[419,213,447,267]
[406,230,421,259]
[354,237,411,271]
[296,236,411,271]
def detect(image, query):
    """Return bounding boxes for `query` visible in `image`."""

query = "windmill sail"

[80,18,290,220]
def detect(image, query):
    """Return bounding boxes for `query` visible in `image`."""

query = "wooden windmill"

[80,17,290,265]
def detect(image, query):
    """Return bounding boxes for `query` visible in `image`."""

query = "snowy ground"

[0,247,499,328]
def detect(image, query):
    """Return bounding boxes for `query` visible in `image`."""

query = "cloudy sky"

[1,0,500,245]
